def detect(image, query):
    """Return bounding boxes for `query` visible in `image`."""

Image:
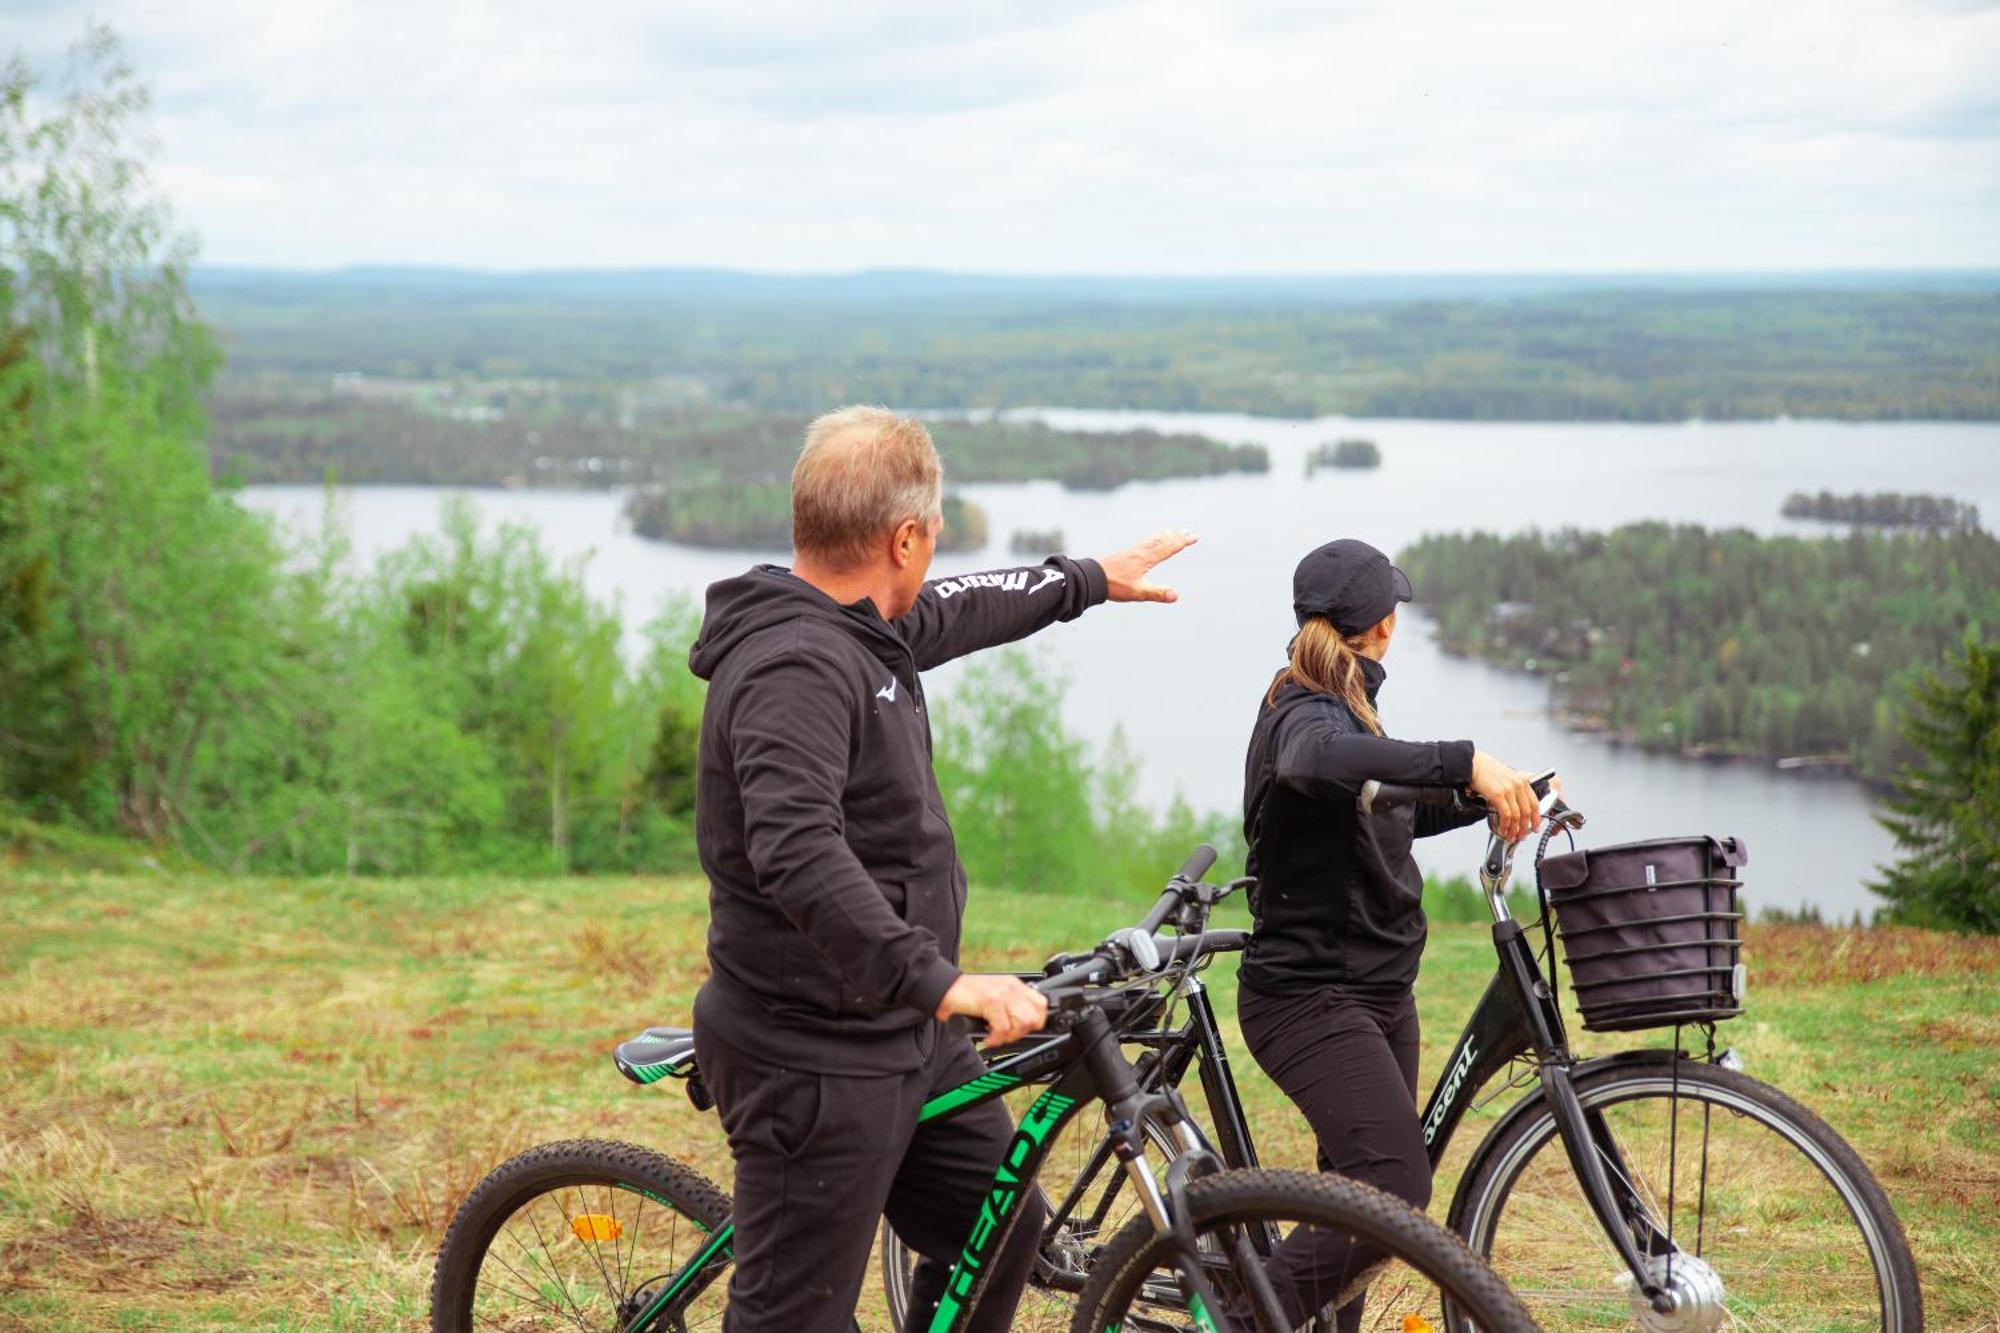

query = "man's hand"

[936,974,1049,1047]
[1097,529,1199,604]
[1469,751,1542,843]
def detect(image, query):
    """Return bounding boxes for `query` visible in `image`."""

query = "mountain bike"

[890,778,1925,1332]
[880,851,1277,1332]
[428,865,1541,1333]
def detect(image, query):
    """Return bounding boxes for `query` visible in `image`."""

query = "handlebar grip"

[1174,844,1218,883]
[1158,929,1249,962]
[945,1015,978,1040]
[1135,844,1218,935]
[1037,953,1115,995]
[1358,780,1479,816]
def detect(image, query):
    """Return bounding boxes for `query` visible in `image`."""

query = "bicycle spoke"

[1471,1069,1902,1331]
[521,1204,597,1326]
[483,1239,585,1323]
[555,1184,625,1310]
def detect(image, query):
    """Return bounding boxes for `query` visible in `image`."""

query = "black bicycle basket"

[1539,835,1748,1033]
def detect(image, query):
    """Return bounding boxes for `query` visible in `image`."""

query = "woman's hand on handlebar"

[1469,751,1542,843]
[937,973,1049,1047]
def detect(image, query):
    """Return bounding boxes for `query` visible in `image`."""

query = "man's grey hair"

[791,406,944,569]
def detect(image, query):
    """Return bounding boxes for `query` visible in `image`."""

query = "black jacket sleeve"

[1415,800,1491,839]
[1271,698,1476,802]
[896,555,1108,671]
[727,654,960,1019]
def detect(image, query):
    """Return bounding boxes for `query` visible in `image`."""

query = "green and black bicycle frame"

[623,1001,1253,1333]
[914,1001,1261,1333]
[1004,968,1265,1216]
[1413,826,1679,1316]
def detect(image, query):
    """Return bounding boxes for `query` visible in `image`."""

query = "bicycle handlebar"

[1174,843,1218,883]
[943,849,1249,1040]
[1357,779,1478,816]
[1132,843,1219,935]
[1357,771,1580,829]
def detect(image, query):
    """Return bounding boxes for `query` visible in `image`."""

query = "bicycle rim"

[434,1140,734,1333]
[1076,1169,1537,1333]
[1458,1064,1918,1332]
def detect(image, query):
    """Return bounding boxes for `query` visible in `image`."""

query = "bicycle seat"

[614,1026,698,1086]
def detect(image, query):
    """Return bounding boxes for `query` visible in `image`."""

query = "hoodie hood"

[689,565,904,681]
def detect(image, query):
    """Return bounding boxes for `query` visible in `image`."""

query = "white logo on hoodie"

[933,568,1065,600]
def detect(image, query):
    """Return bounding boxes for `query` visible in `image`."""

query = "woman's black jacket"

[1240,657,1484,996]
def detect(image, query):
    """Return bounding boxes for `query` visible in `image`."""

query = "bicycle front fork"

[1538,1063,1679,1316]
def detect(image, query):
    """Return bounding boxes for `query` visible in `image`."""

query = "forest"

[193,269,2000,422]
[1398,523,2000,779]
[5,31,1994,932]
[0,33,1226,888]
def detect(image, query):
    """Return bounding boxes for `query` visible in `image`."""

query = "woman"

[1238,537,1543,1331]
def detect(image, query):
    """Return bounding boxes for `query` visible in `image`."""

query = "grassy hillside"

[2,869,1994,1329]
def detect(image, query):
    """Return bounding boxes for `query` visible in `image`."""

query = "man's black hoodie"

[688,557,1107,1073]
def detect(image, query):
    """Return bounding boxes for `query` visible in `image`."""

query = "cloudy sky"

[9,0,1998,274]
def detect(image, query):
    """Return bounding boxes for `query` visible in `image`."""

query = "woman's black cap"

[1292,538,1413,634]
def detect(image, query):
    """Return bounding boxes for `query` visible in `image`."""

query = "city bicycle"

[428,858,1540,1333]
[885,775,1923,1331]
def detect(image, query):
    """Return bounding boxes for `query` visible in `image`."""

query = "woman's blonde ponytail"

[1266,615,1384,735]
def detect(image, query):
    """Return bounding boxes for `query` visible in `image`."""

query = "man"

[687,405,1195,1331]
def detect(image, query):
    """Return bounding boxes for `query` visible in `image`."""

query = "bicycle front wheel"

[1449,1058,1922,1331]
[1072,1168,1540,1333]
[431,1137,744,1332]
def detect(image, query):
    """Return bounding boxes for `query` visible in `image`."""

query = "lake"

[239,413,2000,921]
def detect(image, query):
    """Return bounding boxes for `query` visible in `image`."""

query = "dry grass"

[1,869,1993,1329]
[1747,922,2000,986]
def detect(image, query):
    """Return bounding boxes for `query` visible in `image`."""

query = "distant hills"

[192,267,2000,421]
[191,264,2000,309]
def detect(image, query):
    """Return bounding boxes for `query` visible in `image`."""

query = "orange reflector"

[1403,1318,1436,1333]
[570,1214,623,1242]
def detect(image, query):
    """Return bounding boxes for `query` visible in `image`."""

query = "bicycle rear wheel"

[1072,1168,1539,1333]
[431,1137,752,1332]
[1448,1058,1922,1331]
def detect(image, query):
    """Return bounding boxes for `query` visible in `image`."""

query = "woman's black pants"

[1237,983,1431,1332]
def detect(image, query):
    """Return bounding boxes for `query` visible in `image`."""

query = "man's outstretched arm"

[897,529,1198,670]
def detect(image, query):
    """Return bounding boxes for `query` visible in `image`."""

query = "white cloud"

[13,0,1998,271]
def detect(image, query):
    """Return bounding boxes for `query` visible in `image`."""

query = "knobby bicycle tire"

[1448,1059,1922,1332]
[1071,1168,1540,1333]
[431,1137,866,1333]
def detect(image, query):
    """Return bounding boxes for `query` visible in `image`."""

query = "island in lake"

[207,383,1268,553]
[1398,522,2000,781]
[627,487,988,553]
[1010,528,1064,557]
[1306,439,1381,474]
[1781,490,1980,531]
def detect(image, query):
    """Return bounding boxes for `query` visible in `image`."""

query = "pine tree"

[1871,638,2000,932]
